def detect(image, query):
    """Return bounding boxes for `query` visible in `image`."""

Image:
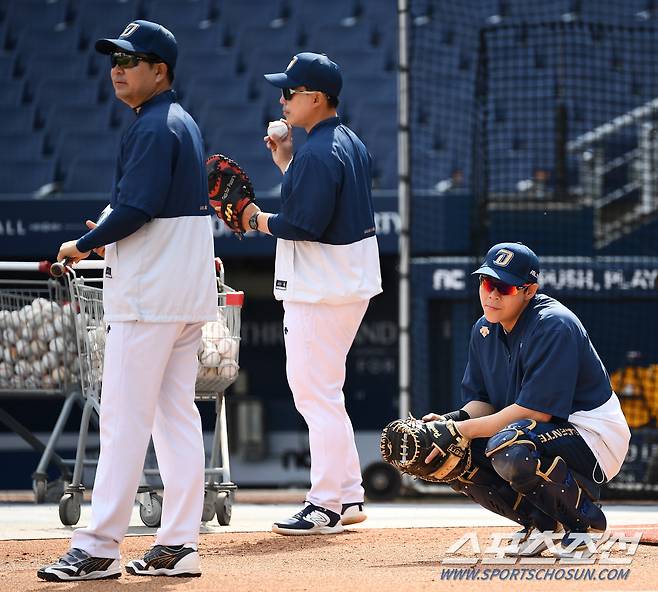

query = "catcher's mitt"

[206,153,256,235]
[380,416,471,482]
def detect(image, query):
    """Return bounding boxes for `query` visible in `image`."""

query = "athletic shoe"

[37,548,121,581]
[125,545,201,577]
[341,502,367,526]
[559,529,612,556]
[272,503,344,535]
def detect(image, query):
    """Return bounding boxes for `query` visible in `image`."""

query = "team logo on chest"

[480,326,490,337]
[493,248,514,267]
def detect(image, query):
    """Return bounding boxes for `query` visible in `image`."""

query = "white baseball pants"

[283,299,369,515]
[71,321,205,559]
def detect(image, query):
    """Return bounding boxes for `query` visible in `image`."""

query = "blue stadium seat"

[185,77,253,113]
[55,130,120,173]
[356,0,397,28]
[170,23,223,53]
[74,0,138,35]
[290,0,357,26]
[0,159,55,194]
[20,51,91,84]
[240,47,298,80]
[373,151,398,190]
[218,0,287,27]
[198,101,268,138]
[15,25,81,54]
[176,48,237,86]
[63,157,116,193]
[206,128,271,160]
[310,23,376,53]
[229,155,282,193]
[0,104,34,133]
[330,48,389,76]
[33,77,100,121]
[0,80,23,105]
[145,0,211,29]
[0,52,15,77]
[5,0,68,32]
[44,103,114,147]
[344,93,396,130]
[0,132,45,160]
[232,24,299,53]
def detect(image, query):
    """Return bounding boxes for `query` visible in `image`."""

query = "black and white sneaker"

[341,502,367,526]
[125,545,201,577]
[37,548,121,581]
[272,503,344,536]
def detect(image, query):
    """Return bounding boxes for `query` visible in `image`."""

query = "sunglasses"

[479,275,530,296]
[281,88,320,101]
[110,52,157,69]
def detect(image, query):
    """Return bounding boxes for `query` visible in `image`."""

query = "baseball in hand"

[267,120,289,141]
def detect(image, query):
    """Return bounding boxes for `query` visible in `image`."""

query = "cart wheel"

[139,493,163,527]
[33,478,47,504]
[59,493,81,526]
[363,462,402,501]
[215,492,232,526]
[202,490,216,522]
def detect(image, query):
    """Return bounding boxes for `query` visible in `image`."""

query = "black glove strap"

[442,409,470,422]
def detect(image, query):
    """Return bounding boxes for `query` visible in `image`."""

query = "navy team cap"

[264,52,342,97]
[472,242,540,286]
[95,20,177,69]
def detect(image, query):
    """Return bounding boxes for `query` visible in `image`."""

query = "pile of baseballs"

[197,312,239,383]
[0,298,89,390]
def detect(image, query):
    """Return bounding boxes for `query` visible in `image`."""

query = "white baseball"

[0,362,12,379]
[216,337,231,356]
[15,339,30,358]
[51,366,68,383]
[0,310,9,329]
[53,313,65,335]
[9,310,21,329]
[3,346,17,363]
[41,351,59,371]
[37,323,56,342]
[30,339,48,357]
[197,365,218,379]
[32,359,43,376]
[226,338,239,361]
[267,120,289,141]
[49,336,65,353]
[19,324,34,341]
[199,345,222,367]
[14,359,31,377]
[218,359,239,380]
[3,327,17,343]
[41,374,55,388]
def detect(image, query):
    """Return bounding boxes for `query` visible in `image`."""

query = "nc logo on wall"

[493,249,514,267]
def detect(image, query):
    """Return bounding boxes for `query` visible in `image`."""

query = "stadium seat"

[0,52,14,77]
[198,99,268,133]
[186,77,253,113]
[55,130,120,174]
[310,23,377,53]
[206,128,271,161]
[4,0,68,32]
[15,25,81,54]
[240,47,299,80]
[329,48,389,76]
[175,48,237,86]
[43,103,114,148]
[145,0,211,29]
[0,159,55,194]
[33,77,101,124]
[218,0,287,27]
[169,23,223,53]
[0,104,34,133]
[63,157,116,193]
[0,131,45,160]
[232,24,299,53]
[76,2,139,44]
[229,155,282,193]
[19,51,91,84]
[0,80,22,105]
[290,0,358,26]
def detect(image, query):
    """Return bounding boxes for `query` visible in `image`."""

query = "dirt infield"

[1,526,656,591]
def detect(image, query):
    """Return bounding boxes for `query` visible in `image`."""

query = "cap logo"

[493,248,514,267]
[480,326,490,337]
[120,22,139,38]
[286,56,298,71]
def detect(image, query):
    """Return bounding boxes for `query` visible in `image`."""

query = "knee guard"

[451,464,557,532]
[486,420,607,533]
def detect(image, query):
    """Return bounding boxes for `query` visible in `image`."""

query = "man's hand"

[85,220,105,257]
[422,413,444,422]
[264,120,293,174]
[57,240,90,265]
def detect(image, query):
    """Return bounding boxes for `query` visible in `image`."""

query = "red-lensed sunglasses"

[479,275,530,296]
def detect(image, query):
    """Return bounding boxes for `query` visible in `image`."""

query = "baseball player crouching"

[38,21,217,581]
[423,243,630,555]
